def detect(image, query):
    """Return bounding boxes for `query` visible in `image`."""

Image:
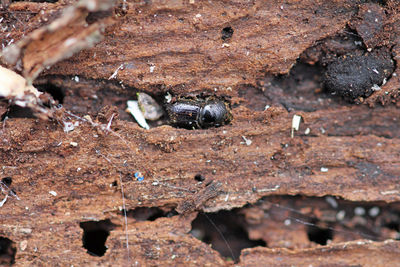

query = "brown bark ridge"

[1,0,400,266]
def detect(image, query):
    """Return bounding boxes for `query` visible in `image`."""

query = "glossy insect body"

[167,98,231,129]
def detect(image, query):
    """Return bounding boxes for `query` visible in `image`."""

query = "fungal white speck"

[354,207,365,216]
[325,196,338,208]
[368,207,380,217]
[336,210,346,221]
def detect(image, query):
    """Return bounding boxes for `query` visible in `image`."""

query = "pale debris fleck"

[291,114,302,138]
[380,190,399,195]
[149,65,155,73]
[224,194,229,202]
[70,142,78,147]
[320,167,329,172]
[0,195,8,207]
[371,84,381,91]
[108,64,124,80]
[304,127,310,135]
[126,100,150,130]
[63,121,75,133]
[241,136,252,146]
[49,191,57,197]
[165,92,172,103]
[256,185,280,193]
[20,240,28,251]
[20,228,32,234]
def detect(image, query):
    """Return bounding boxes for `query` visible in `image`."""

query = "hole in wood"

[0,237,16,265]
[221,26,234,41]
[35,83,65,104]
[79,219,116,257]
[0,106,35,121]
[1,177,12,187]
[194,174,205,182]
[307,221,333,245]
[123,207,178,221]
[190,211,266,263]
[11,0,58,3]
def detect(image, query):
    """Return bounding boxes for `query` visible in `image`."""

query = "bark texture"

[1,0,400,266]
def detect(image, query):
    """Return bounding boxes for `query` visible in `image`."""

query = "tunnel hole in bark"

[194,174,205,182]
[190,210,266,263]
[244,195,400,249]
[0,237,16,265]
[259,62,349,112]
[221,26,234,41]
[11,0,58,2]
[35,83,65,104]
[0,82,64,121]
[123,207,178,221]
[85,11,113,24]
[1,177,12,187]
[306,221,333,245]
[0,105,35,121]
[79,219,116,257]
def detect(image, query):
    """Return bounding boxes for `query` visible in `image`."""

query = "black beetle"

[166,98,232,129]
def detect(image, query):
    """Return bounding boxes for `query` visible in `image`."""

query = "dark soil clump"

[324,50,394,99]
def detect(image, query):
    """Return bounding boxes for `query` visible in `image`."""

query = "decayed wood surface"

[1,0,400,266]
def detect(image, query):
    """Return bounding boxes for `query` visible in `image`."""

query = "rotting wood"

[1,0,400,266]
